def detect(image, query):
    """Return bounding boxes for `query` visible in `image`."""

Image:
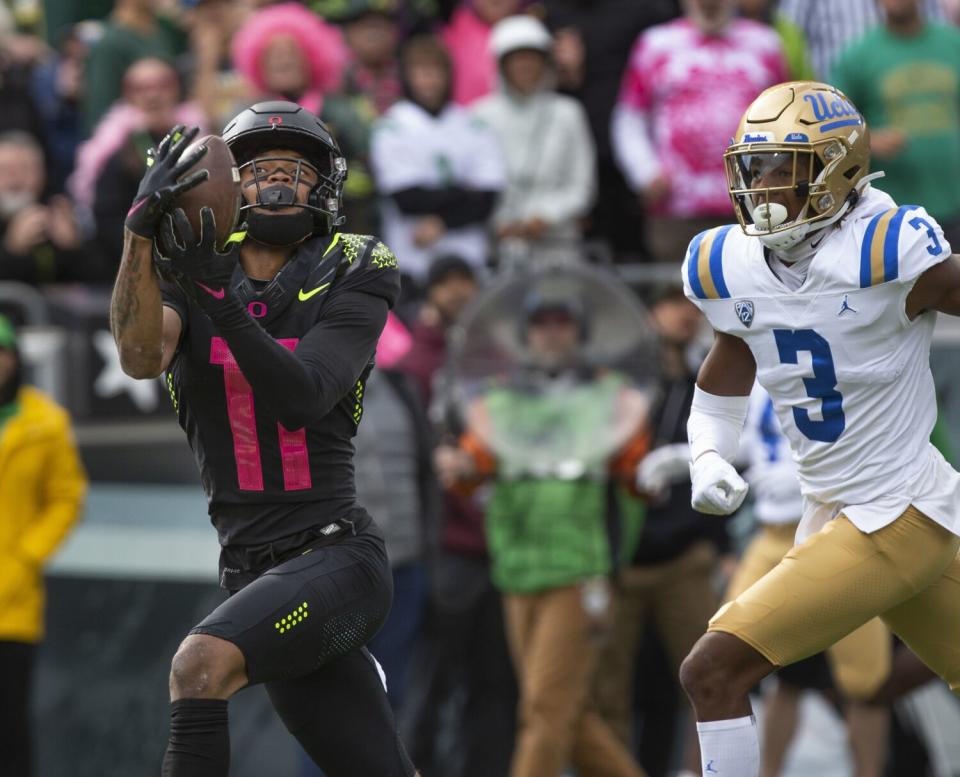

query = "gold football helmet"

[724,81,872,250]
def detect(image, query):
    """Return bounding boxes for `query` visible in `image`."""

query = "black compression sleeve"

[161,698,229,777]
[203,290,389,429]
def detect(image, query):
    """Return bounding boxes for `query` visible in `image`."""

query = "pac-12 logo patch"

[735,300,755,327]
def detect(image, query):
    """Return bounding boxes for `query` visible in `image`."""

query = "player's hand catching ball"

[155,207,239,304]
[690,451,749,515]
[125,125,209,239]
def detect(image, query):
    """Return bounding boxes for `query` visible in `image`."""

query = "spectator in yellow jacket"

[0,314,86,776]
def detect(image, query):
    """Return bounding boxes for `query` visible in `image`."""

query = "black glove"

[125,125,208,239]
[156,207,246,327]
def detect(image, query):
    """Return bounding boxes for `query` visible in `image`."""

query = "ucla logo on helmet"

[734,300,755,328]
[802,92,862,131]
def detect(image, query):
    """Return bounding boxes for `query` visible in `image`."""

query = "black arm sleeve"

[207,289,389,430]
[390,187,498,228]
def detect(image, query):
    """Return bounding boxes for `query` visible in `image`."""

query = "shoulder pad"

[684,224,737,301]
[337,233,376,266]
[331,233,401,307]
[857,204,950,287]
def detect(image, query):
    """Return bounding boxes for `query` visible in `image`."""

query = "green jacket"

[480,371,643,593]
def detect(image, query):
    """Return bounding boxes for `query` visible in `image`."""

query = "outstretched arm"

[110,230,182,378]
[906,254,960,319]
[111,124,206,377]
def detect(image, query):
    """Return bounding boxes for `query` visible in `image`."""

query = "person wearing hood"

[0,314,87,776]
[472,15,597,268]
[370,33,506,292]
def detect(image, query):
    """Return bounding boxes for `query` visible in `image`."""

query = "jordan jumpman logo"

[838,294,858,316]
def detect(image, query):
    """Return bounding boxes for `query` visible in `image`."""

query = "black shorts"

[191,510,393,685]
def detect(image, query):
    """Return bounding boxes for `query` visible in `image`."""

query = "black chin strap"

[245,208,314,248]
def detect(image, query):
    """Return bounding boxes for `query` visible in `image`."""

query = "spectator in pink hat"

[231,2,346,116]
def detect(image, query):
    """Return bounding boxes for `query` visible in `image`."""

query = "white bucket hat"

[489,15,552,59]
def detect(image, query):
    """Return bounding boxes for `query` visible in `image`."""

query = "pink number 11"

[209,337,312,492]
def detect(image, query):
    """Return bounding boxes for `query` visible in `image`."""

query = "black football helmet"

[222,101,347,238]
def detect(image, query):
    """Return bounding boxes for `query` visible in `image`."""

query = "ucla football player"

[734,383,891,777]
[677,81,960,777]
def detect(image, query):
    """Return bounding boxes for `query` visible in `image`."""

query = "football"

[173,134,242,250]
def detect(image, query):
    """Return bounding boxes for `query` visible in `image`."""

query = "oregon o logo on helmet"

[268,116,283,126]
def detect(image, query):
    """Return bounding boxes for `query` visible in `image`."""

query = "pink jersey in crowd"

[442,5,496,106]
[618,18,788,218]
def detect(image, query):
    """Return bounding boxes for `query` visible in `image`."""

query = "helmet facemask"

[236,149,347,246]
[726,141,857,251]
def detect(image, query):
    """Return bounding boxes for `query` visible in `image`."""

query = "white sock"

[696,714,759,777]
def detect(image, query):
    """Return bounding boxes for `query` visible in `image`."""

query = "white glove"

[690,451,749,515]
[636,443,691,495]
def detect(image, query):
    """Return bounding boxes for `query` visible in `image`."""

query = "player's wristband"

[687,385,749,463]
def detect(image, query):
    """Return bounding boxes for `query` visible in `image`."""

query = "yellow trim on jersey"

[687,225,733,300]
[697,231,720,299]
[323,232,341,257]
[868,208,896,287]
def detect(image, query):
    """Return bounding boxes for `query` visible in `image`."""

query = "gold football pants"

[711,506,960,693]
[725,522,891,698]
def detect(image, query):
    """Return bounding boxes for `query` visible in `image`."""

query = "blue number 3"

[908,216,943,256]
[774,329,845,443]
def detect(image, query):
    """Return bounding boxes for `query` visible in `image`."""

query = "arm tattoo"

[111,250,142,337]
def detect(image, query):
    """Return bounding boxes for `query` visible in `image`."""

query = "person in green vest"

[435,292,650,777]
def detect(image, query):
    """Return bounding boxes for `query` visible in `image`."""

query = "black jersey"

[161,232,400,547]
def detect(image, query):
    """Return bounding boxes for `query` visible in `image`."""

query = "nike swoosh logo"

[298,282,331,302]
[195,281,225,299]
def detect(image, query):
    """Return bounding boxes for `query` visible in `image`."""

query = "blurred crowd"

[1,0,955,289]
[2,0,960,775]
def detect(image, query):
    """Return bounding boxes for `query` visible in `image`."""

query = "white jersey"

[743,382,803,526]
[682,187,960,540]
[370,100,506,281]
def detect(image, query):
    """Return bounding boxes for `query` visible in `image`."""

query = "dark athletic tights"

[160,648,415,777]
